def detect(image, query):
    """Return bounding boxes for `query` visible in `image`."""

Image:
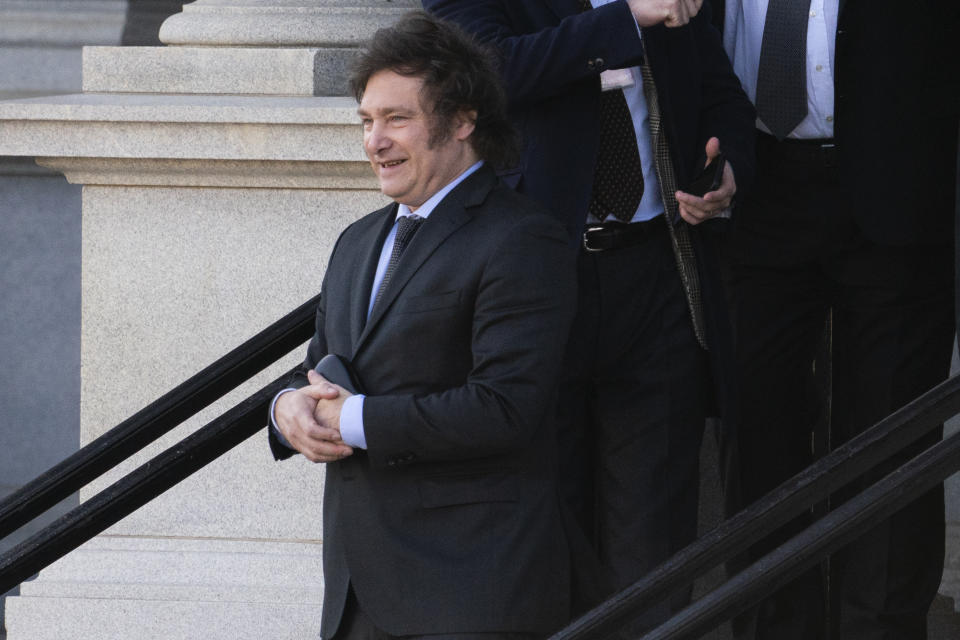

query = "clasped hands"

[275,369,354,463]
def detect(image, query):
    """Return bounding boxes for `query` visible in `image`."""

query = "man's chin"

[378,181,409,203]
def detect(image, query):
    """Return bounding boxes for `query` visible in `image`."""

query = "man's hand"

[628,0,703,28]
[307,369,353,440]
[675,137,737,225]
[275,373,352,463]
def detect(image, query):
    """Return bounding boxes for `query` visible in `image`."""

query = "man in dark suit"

[712,1,959,638]
[268,13,577,640]
[424,0,755,627]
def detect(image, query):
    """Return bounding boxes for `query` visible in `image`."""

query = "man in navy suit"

[269,13,577,640]
[425,0,755,628]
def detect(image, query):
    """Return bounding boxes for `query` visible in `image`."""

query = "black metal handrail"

[0,366,298,594]
[0,293,318,541]
[551,372,960,640]
[638,428,960,640]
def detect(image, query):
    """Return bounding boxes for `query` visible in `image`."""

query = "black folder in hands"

[313,354,364,395]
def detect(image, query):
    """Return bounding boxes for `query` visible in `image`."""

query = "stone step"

[16,536,323,603]
[3,535,325,640]
[5,597,322,640]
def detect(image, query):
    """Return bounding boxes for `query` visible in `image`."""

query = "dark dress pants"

[557,220,710,632]
[730,133,955,640]
[331,588,541,640]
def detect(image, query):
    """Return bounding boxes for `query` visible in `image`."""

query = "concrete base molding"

[0,93,366,168]
[84,46,354,96]
[159,0,420,47]
[5,537,325,640]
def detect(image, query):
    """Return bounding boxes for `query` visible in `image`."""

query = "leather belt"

[582,218,663,253]
[757,130,837,168]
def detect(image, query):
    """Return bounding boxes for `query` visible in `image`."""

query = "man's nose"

[365,122,390,154]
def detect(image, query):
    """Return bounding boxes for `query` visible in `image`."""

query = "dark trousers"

[557,221,710,631]
[730,133,955,640]
[331,589,541,640]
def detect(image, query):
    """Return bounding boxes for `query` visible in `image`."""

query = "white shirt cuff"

[339,394,367,449]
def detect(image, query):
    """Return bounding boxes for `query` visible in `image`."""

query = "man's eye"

[390,115,408,123]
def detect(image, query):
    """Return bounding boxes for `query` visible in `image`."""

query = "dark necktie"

[373,214,423,310]
[580,0,644,222]
[755,0,813,140]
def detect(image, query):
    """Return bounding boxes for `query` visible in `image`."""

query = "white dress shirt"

[723,0,838,139]
[271,161,484,451]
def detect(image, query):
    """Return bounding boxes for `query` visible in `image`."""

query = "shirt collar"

[395,161,484,220]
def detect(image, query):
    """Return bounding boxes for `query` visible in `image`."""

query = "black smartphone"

[683,152,725,197]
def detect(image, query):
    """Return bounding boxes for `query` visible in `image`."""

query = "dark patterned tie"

[755,0,813,139]
[580,0,644,222]
[373,214,423,309]
[640,61,707,349]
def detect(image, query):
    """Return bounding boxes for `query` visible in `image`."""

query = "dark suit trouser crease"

[730,134,955,640]
[557,223,710,633]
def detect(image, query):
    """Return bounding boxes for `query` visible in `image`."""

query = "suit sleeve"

[425,0,645,106]
[266,231,339,461]
[361,214,577,468]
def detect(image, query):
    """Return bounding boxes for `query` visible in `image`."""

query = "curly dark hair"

[349,11,519,169]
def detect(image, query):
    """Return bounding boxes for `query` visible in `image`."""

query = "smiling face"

[358,70,479,211]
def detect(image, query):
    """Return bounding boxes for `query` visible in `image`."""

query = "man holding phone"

[425,0,755,627]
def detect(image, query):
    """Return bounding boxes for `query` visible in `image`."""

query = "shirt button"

[810,10,817,17]
[826,115,834,122]
[815,64,823,72]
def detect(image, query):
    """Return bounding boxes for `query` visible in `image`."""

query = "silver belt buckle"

[582,226,606,253]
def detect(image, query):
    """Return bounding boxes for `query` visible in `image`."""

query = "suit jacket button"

[587,60,595,70]
[594,57,605,70]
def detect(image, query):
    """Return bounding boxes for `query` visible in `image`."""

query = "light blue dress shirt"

[722,0,838,139]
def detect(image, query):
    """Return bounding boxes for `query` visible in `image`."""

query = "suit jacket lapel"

[354,167,497,352]
[349,202,397,351]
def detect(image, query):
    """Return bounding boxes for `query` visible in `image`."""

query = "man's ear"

[454,109,478,141]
